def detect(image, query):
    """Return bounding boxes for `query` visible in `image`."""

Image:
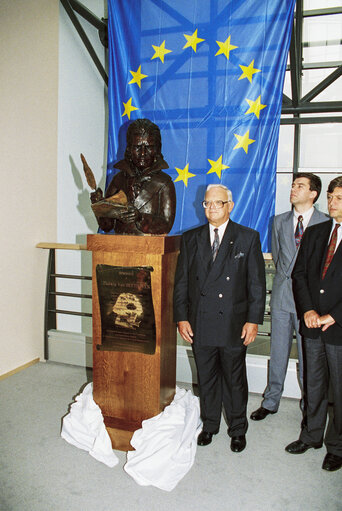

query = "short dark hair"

[327,176,342,194]
[293,172,322,203]
[125,118,162,162]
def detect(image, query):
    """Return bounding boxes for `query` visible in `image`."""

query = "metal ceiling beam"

[301,61,342,70]
[282,101,342,115]
[68,0,107,31]
[60,0,108,85]
[281,0,342,136]
[281,116,342,125]
[289,20,300,107]
[303,7,342,17]
[282,94,292,106]
[287,61,342,70]
[301,66,342,103]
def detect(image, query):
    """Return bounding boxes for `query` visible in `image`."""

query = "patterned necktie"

[322,223,340,279]
[295,215,304,248]
[212,228,220,261]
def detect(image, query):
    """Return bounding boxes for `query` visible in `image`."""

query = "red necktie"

[322,223,340,279]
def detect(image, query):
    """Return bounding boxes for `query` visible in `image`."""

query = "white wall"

[0,0,59,375]
[56,0,107,336]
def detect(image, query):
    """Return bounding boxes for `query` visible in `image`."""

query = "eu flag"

[106,0,295,251]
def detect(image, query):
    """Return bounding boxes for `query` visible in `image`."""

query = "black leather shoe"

[322,453,342,472]
[231,435,246,453]
[197,430,215,446]
[285,439,322,454]
[250,406,276,421]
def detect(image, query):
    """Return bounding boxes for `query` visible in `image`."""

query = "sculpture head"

[124,119,163,172]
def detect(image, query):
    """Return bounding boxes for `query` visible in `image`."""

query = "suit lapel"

[283,212,297,272]
[204,220,236,284]
[196,224,212,274]
[284,211,296,253]
[316,220,332,279]
[308,208,319,227]
[321,220,340,280]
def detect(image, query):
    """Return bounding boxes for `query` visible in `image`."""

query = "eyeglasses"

[202,200,230,209]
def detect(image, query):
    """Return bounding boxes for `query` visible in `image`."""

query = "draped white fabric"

[61,384,201,491]
[124,387,202,491]
[61,382,119,468]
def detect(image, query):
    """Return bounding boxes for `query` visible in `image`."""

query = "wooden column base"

[87,234,180,452]
[106,427,135,452]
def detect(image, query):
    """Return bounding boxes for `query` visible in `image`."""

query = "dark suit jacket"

[173,220,266,347]
[292,220,342,346]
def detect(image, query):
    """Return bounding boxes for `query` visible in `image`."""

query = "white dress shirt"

[209,219,229,246]
[293,206,314,232]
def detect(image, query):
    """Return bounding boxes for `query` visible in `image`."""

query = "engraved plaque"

[96,264,156,354]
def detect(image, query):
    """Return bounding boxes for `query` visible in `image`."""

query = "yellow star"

[151,40,172,63]
[183,29,205,53]
[128,65,148,88]
[245,95,267,119]
[207,155,229,179]
[121,97,139,120]
[215,35,238,60]
[174,164,196,187]
[238,60,261,83]
[233,130,255,154]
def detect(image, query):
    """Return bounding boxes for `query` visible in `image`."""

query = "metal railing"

[36,243,92,360]
[37,242,274,359]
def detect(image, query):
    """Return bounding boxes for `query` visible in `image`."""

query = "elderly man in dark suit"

[173,184,265,453]
[286,176,342,472]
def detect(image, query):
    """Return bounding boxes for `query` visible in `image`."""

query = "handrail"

[37,241,274,360]
[37,243,92,359]
[36,242,87,250]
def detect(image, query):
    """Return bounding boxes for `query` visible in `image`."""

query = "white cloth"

[124,386,202,492]
[61,382,119,468]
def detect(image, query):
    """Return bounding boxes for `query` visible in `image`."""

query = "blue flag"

[106,0,295,251]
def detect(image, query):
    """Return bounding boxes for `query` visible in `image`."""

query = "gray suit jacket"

[270,207,328,313]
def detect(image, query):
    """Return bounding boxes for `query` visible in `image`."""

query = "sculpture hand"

[116,204,141,224]
[90,187,103,204]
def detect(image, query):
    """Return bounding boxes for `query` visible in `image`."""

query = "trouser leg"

[192,345,222,433]
[324,343,342,457]
[293,316,304,394]
[300,336,328,447]
[220,345,248,437]
[262,309,294,411]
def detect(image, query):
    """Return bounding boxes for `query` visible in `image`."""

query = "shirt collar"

[293,206,314,222]
[209,219,229,238]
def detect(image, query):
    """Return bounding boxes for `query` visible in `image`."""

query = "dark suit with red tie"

[292,220,342,457]
[173,220,265,436]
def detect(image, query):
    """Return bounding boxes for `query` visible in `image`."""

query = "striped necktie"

[212,228,220,261]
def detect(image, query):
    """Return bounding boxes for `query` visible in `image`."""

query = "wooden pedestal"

[87,234,180,451]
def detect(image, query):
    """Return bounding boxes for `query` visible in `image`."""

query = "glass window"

[304,0,342,10]
[302,69,342,101]
[275,173,292,215]
[277,124,294,168]
[303,14,342,65]
[299,122,342,168]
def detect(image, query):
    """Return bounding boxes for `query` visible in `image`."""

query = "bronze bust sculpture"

[89,119,176,235]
